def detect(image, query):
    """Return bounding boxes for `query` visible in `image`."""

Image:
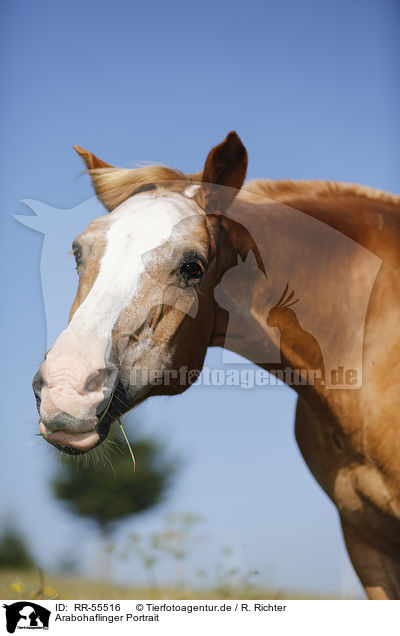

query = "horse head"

[33,132,251,454]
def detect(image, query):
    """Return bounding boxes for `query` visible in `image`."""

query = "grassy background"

[0,569,332,601]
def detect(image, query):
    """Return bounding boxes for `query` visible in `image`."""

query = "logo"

[16,190,382,390]
[3,602,50,634]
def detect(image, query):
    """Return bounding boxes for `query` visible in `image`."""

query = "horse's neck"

[213,185,395,396]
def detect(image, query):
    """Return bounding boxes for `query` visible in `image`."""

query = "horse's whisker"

[118,419,136,473]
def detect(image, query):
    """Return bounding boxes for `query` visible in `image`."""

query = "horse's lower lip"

[39,421,100,451]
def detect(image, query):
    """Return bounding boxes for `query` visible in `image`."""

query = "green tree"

[51,426,175,578]
[0,521,35,570]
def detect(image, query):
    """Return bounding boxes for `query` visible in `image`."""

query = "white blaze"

[70,192,196,339]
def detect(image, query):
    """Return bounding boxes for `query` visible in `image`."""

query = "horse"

[32,132,400,599]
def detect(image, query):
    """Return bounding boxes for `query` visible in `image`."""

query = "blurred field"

[0,569,332,600]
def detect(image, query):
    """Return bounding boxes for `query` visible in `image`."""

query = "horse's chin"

[39,421,101,454]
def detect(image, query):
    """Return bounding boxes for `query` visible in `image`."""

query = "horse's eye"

[73,246,82,269]
[178,260,203,282]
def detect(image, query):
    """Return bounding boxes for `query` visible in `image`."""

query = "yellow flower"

[10,582,23,593]
[44,587,56,598]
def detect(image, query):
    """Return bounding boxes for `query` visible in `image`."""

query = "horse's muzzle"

[33,360,119,454]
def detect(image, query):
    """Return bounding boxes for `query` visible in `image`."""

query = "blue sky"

[0,0,399,597]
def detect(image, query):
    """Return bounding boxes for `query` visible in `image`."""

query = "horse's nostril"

[32,369,43,401]
[85,368,108,393]
[33,382,42,400]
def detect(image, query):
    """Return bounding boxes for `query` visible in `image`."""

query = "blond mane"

[88,165,190,211]
[88,161,400,214]
[243,178,400,207]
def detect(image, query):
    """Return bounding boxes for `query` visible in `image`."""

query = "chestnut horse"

[33,132,400,599]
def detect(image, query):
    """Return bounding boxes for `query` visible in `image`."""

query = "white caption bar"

[1,599,398,635]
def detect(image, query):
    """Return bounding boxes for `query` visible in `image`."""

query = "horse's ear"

[196,131,248,213]
[74,145,120,211]
[73,145,113,170]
